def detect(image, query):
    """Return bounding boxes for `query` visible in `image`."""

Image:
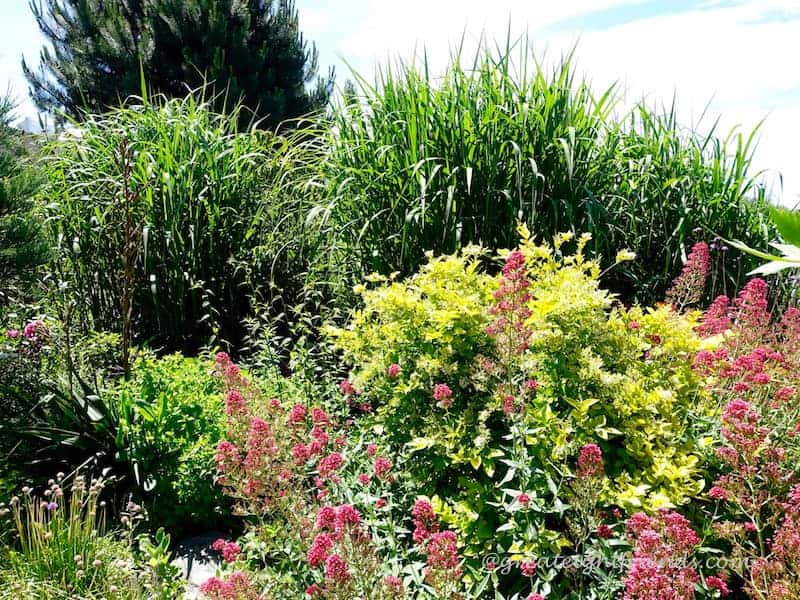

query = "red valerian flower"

[307,533,334,567]
[288,404,307,425]
[211,538,242,563]
[666,242,710,309]
[433,383,453,408]
[324,553,350,582]
[623,510,701,600]
[576,443,604,478]
[374,457,392,479]
[199,571,261,600]
[318,452,344,479]
[597,524,614,539]
[412,499,438,543]
[383,575,404,596]
[520,560,537,577]
[706,575,730,596]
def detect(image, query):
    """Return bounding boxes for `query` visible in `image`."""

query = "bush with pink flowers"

[328,230,712,578]
[9,232,800,600]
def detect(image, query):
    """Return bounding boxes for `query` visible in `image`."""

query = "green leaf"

[770,206,800,247]
[406,437,437,452]
[750,260,799,276]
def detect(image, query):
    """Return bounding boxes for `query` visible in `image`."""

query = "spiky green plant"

[304,36,774,304]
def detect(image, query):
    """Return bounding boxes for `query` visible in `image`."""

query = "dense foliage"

[23,0,333,129]
[107,354,228,532]
[328,231,713,570]
[186,237,800,599]
[0,320,230,533]
[306,41,773,304]
[0,94,47,303]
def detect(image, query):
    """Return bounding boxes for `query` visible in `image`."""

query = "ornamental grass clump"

[45,93,321,354]
[304,35,773,306]
[0,474,183,598]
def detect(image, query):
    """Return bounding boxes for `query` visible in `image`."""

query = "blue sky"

[1,0,798,204]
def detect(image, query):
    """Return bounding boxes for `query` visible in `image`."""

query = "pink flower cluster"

[199,571,261,600]
[486,249,533,355]
[433,383,453,409]
[732,278,771,334]
[576,443,604,478]
[305,503,380,594]
[623,510,701,600]
[410,499,462,589]
[23,319,47,341]
[424,531,461,580]
[339,379,357,396]
[373,456,392,480]
[721,399,769,456]
[288,403,307,425]
[696,278,771,342]
[520,559,537,577]
[708,398,789,514]
[411,499,439,544]
[307,504,364,569]
[383,575,405,597]
[695,295,732,337]
[224,390,248,417]
[318,452,343,480]
[694,346,785,392]
[212,353,349,513]
[666,242,710,309]
[211,538,242,563]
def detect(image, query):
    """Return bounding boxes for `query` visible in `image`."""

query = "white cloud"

[307,0,644,78]
[542,0,800,204]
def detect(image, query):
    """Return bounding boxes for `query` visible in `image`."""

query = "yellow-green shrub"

[513,230,712,508]
[328,231,713,559]
[327,246,495,447]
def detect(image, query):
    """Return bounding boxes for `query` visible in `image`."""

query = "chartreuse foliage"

[513,228,712,507]
[328,246,496,442]
[328,230,713,560]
